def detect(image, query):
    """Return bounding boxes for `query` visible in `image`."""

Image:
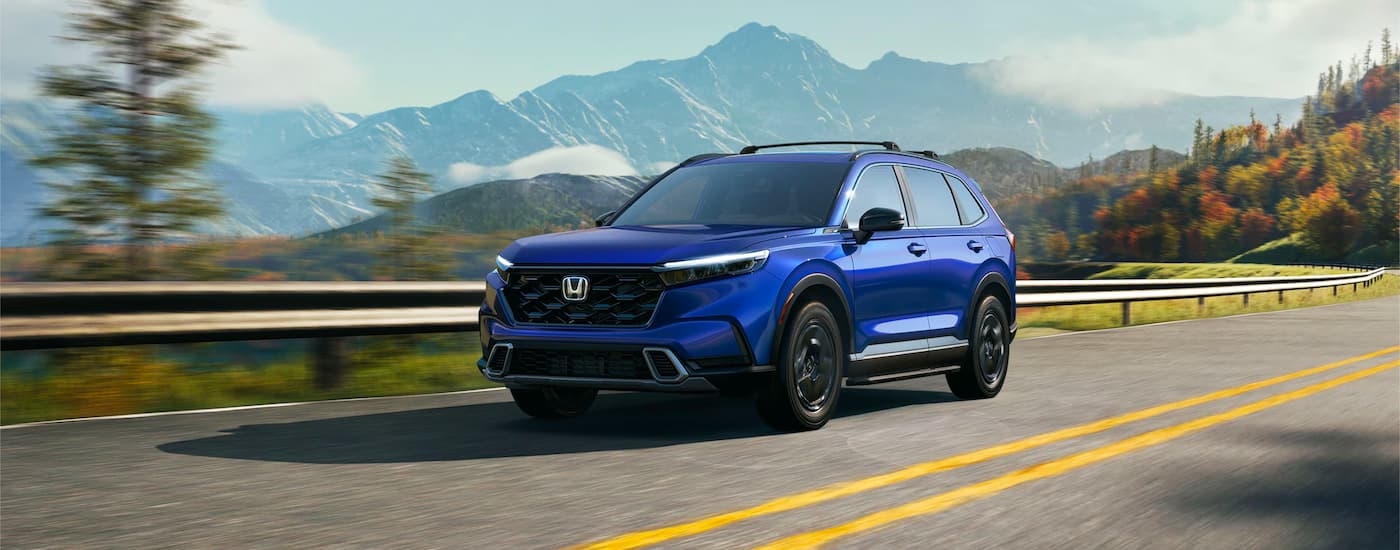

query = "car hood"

[501,225,813,266]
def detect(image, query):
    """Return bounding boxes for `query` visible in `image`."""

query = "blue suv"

[479,141,1016,430]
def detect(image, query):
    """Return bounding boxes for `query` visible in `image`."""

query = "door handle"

[907,242,927,257]
[967,240,984,252]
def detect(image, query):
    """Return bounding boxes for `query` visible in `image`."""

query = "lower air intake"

[643,348,686,382]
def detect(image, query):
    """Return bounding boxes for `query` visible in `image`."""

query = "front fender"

[757,258,854,365]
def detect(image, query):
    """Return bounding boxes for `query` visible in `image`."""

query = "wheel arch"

[970,270,1014,332]
[775,271,854,362]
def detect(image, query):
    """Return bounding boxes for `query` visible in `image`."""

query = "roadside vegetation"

[1,336,489,425]
[1019,270,1398,334]
[1083,262,1351,279]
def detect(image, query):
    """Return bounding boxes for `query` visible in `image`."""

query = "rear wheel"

[947,295,1010,399]
[510,387,597,418]
[758,301,845,431]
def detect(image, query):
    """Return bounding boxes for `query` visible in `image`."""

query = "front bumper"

[476,317,772,392]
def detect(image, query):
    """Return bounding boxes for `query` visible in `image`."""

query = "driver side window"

[844,165,907,228]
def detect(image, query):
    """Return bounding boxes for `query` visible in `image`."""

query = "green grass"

[1086,262,1342,279]
[1020,273,1399,332]
[1,338,490,425]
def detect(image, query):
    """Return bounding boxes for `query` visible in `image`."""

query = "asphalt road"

[3,297,1398,549]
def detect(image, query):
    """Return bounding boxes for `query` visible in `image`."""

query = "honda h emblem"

[561,275,590,302]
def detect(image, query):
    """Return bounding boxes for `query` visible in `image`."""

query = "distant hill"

[319,173,648,237]
[940,147,1065,198]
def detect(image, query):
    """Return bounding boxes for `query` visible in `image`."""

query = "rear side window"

[843,165,906,227]
[901,166,961,227]
[944,174,987,224]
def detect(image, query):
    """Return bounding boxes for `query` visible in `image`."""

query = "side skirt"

[846,365,960,386]
[845,341,968,381]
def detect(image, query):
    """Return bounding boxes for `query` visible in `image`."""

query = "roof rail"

[850,149,948,163]
[677,153,731,167]
[739,141,901,154]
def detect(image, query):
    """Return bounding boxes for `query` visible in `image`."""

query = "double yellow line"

[578,346,1400,550]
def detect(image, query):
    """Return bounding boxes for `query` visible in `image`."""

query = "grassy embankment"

[1017,262,1399,336]
[1,337,489,425]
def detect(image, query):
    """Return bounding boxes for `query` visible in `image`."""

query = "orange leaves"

[1237,208,1277,249]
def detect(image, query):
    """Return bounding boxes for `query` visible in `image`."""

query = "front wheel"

[510,387,597,418]
[947,295,1010,399]
[757,301,845,431]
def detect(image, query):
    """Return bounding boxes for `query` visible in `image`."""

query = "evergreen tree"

[371,156,455,280]
[1191,118,1205,163]
[1381,28,1393,65]
[32,0,235,280]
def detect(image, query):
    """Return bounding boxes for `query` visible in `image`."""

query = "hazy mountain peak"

[701,22,831,63]
[442,89,503,109]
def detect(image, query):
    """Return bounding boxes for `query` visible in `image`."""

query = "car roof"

[690,150,959,172]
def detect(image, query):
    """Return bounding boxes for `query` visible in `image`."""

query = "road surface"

[3,297,1398,549]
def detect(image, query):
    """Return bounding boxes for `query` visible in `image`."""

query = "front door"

[842,164,936,360]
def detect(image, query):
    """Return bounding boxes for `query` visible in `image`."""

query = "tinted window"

[843,165,906,227]
[902,167,961,226]
[945,173,987,224]
[611,161,847,226]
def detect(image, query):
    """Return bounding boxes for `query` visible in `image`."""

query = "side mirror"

[594,211,615,227]
[854,207,904,244]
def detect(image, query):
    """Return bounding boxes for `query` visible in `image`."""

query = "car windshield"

[610,161,849,227]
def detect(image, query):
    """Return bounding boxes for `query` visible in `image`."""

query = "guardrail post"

[1353,283,1358,293]
[312,337,350,390]
[1333,285,1338,296]
[1242,293,1250,306]
[1277,290,1284,304]
[1120,301,1131,326]
[1197,296,1205,314]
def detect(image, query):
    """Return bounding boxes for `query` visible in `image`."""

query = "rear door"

[899,165,989,343]
[842,164,936,356]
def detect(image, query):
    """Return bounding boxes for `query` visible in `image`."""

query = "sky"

[2,0,1396,115]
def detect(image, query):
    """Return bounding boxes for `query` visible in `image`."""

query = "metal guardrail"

[1018,268,1387,325]
[0,268,1386,351]
[1,282,485,351]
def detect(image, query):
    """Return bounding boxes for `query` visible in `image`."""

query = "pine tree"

[1191,118,1205,164]
[1148,145,1160,175]
[1381,28,1394,65]
[32,0,235,280]
[371,155,454,280]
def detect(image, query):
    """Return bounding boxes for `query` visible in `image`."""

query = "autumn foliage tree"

[1006,30,1398,265]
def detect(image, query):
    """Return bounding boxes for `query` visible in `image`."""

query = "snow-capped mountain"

[0,22,1300,245]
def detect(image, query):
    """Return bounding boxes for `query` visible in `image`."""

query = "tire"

[947,295,1010,399]
[510,387,598,418]
[757,301,845,431]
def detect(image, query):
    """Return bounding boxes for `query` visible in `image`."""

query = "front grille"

[504,270,664,326]
[509,349,652,379]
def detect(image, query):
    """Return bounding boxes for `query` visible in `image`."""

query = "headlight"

[654,250,769,286]
[494,255,513,281]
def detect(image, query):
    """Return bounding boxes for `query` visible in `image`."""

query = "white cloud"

[0,0,361,108]
[504,145,639,179]
[448,161,488,184]
[645,161,677,174]
[974,0,1400,113]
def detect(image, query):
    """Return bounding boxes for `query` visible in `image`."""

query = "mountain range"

[0,22,1296,246]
